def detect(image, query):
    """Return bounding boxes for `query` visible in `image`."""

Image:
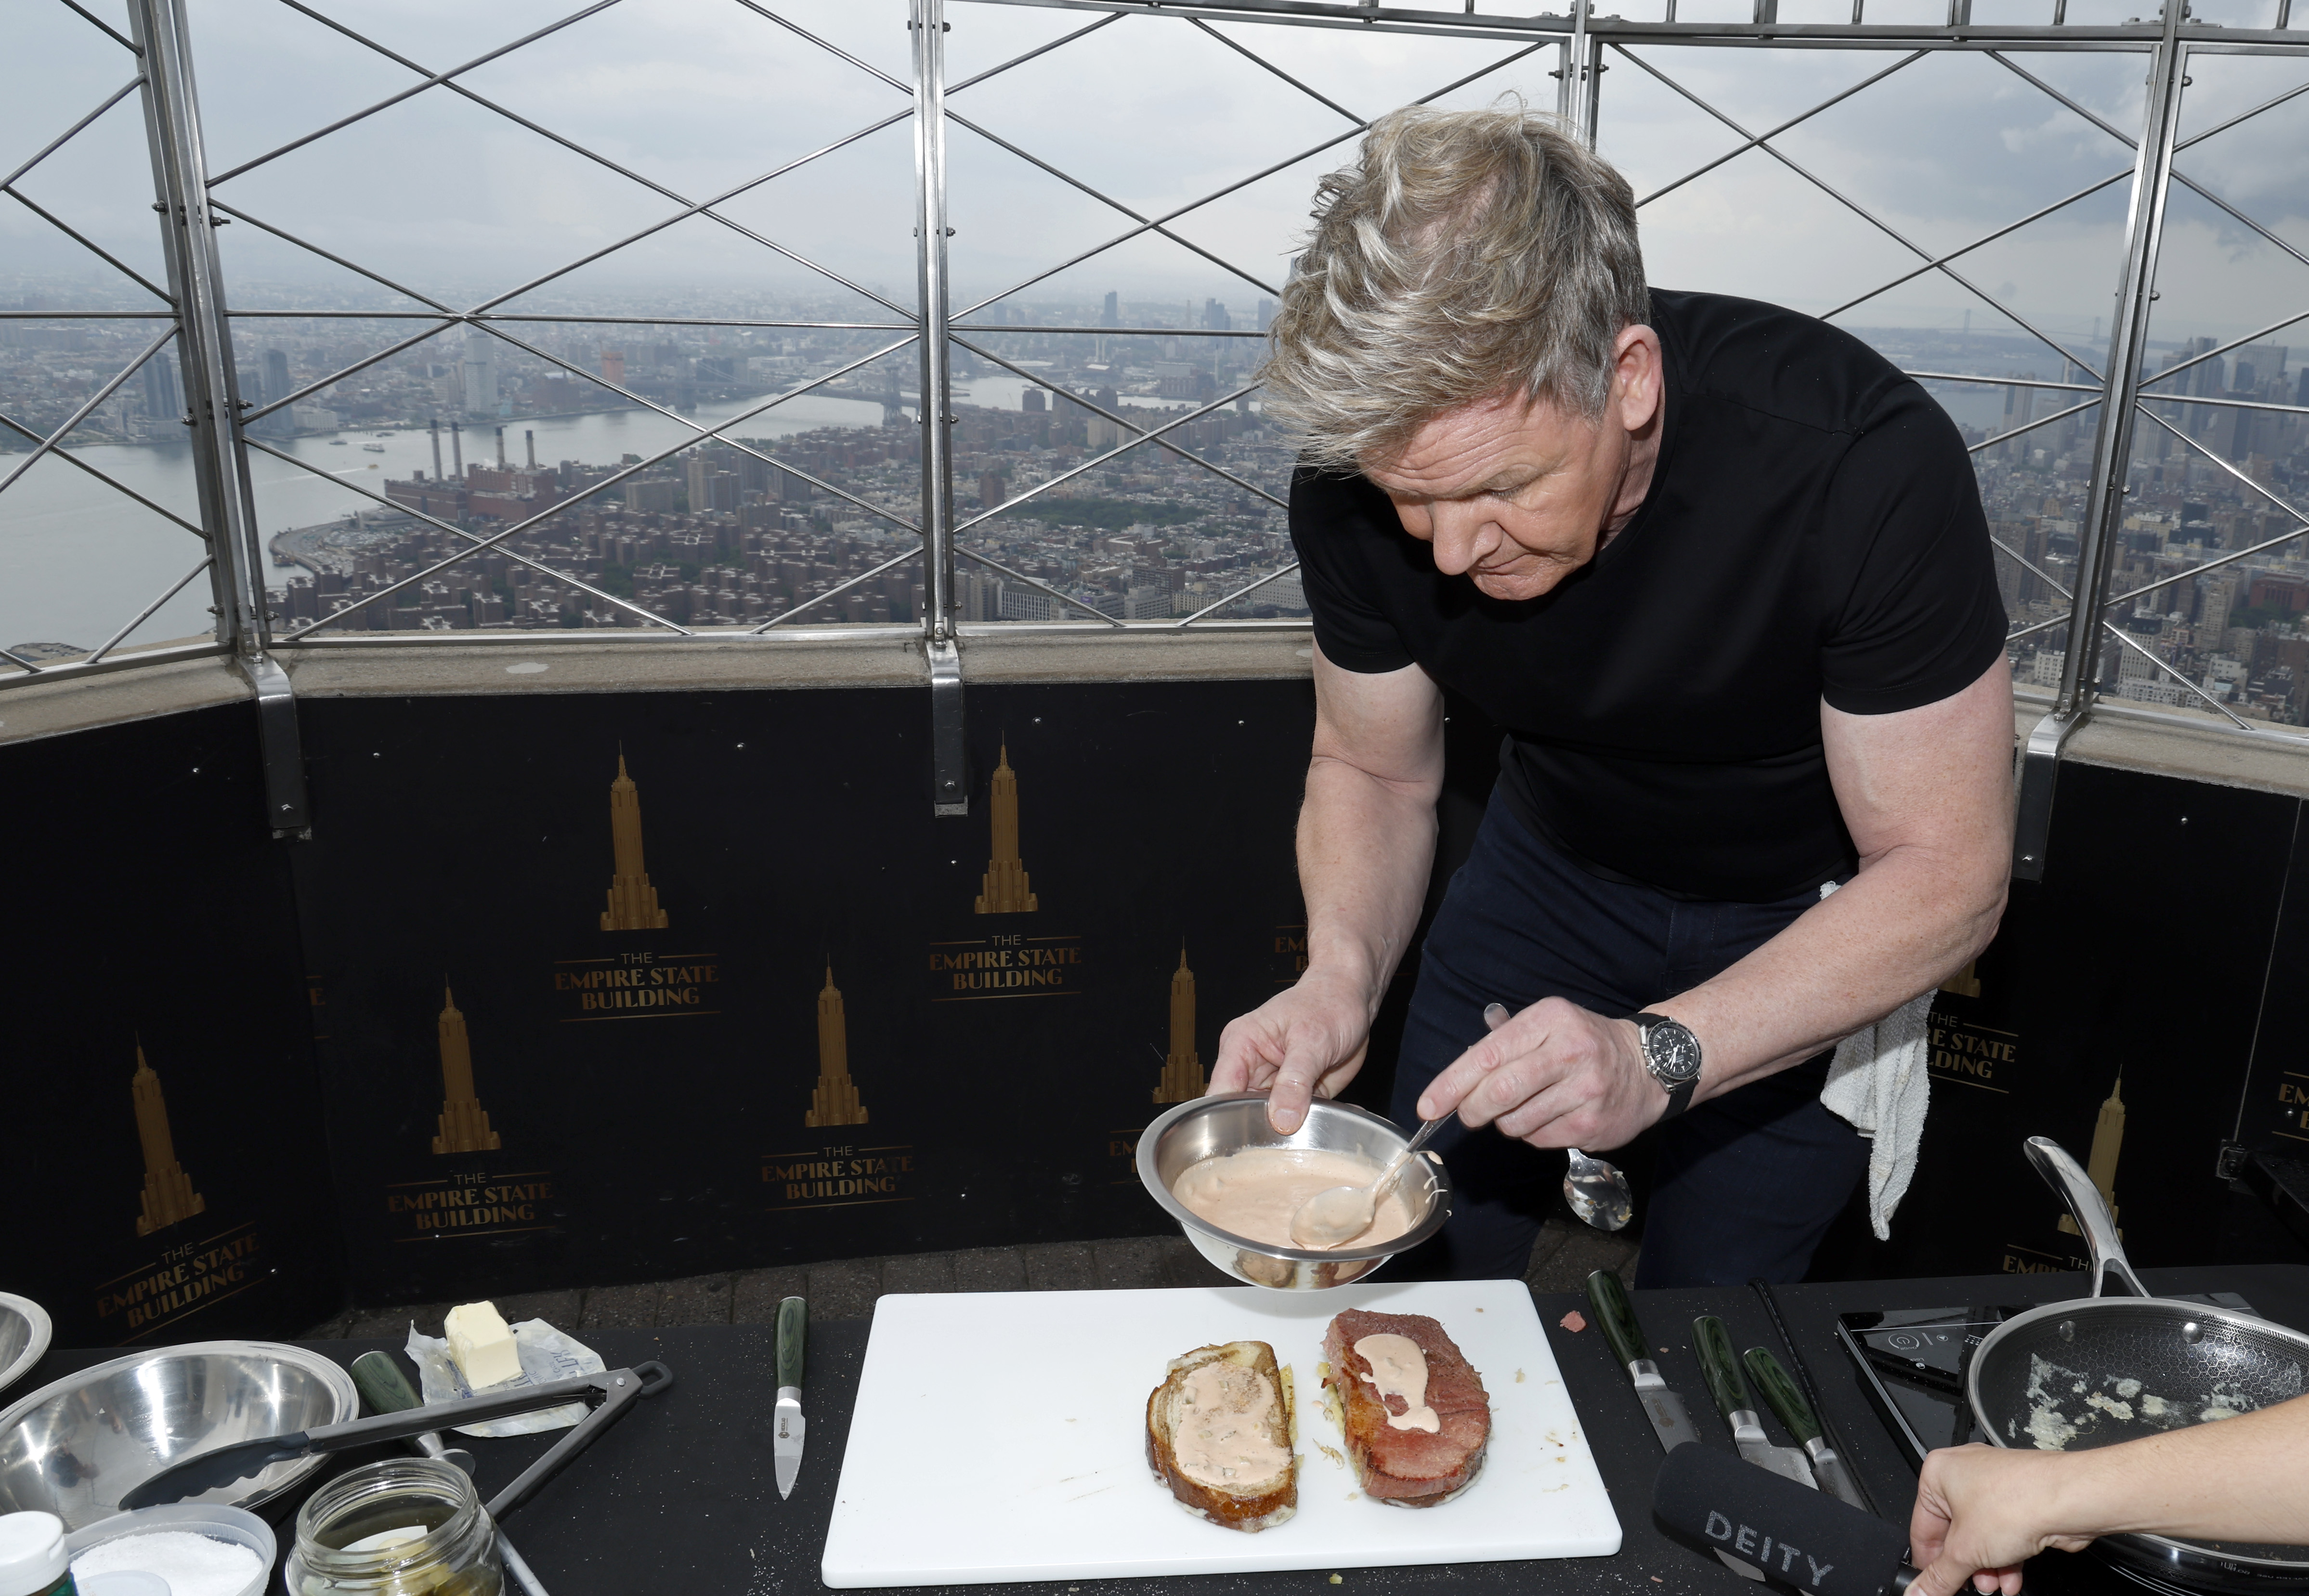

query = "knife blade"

[1694,1316,1816,1488]
[774,1295,808,1501]
[1743,1344,1870,1511]
[1583,1270,1702,1452]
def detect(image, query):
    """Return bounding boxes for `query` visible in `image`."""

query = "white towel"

[1812,879,1935,1240]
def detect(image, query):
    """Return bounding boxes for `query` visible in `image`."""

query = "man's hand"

[1413,996,1666,1150]
[1207,966,1377,1133]
[1909,1445,2095,1596]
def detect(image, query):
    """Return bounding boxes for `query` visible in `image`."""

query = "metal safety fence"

[1,0,2305,833]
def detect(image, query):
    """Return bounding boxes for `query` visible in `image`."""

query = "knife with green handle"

[1694,1316,1816,1489]
[1584,1270,1701,1452]
[774,1295,808,1501]
[1743,1344,1869,1510]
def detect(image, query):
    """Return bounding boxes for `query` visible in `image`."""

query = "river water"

[0,389,889,653]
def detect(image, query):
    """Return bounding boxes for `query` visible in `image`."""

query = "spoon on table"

[1481,1001,1634,1232]
[1288,1114,1447,1249]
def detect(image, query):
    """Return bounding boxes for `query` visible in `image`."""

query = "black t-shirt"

[1291,288,2006,903]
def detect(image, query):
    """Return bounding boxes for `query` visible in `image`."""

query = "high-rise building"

[1254,297,1275,331]
[130,1043,205,1237]
[1152,946,1203,1103]
[461,331,499,418]
[600,752,670,930]
[430,986,502,1155]
[1201,298,1230,331]
[804,965,868,1127]
[1100,291,1119,327]
[262,348,291,406]
[141,352,181,428]
[600,349,626,384]
[974,742,1038,914]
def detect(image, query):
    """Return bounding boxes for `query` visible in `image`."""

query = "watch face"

[1644,1020,1703,1085]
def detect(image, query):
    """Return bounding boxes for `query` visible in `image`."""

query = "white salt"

[75,1530,263,1596]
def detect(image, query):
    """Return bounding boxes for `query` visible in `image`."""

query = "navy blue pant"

[1385,799,1868,1289]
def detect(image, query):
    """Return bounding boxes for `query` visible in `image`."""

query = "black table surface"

[22,1263,2309,1596]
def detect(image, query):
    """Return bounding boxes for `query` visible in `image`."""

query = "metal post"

[129,0,310,838]
[2012,1,2187,882]
[912,0,966,817]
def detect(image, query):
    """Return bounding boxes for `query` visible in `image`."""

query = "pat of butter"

[444,1300,524,1389]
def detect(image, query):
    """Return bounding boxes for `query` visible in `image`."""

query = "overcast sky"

[4,0,2307,352]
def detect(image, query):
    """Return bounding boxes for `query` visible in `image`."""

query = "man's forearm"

[1297,754,1439,1016]
[1657,840,2004,1100]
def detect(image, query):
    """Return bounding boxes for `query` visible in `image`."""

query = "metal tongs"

[122,1362,675,1514]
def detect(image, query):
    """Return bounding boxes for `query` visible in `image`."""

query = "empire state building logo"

[130,1043,206,1237]
[974,742,1038,915]
[804,965,869,1127]
[600,752,670,931]
[1152,945,1204,1103]
[431,985,502,1155]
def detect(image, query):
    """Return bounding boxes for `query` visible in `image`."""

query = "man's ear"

[1613,325,1662,434]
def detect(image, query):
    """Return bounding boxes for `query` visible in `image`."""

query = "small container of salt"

[62,1504,274,1596]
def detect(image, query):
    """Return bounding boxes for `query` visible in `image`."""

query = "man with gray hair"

[1209,105,2013,1287]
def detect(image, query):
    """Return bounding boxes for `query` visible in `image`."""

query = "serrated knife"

[774,1295,808,1501]
[1584,1269,1703,1452]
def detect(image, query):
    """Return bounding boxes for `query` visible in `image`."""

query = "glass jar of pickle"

[292,1458,502,1596]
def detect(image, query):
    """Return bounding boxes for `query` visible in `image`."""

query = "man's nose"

[1425,503,1497,576]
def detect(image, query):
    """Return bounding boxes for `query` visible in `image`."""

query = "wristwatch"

[1631,1013,1702,1119]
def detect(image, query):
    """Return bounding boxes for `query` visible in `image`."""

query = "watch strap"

[1633,1012,1699,1121]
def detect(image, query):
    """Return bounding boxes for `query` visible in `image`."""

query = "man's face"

[1361,328,1661,603]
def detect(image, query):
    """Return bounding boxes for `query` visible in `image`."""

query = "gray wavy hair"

[1260,102,1649,470]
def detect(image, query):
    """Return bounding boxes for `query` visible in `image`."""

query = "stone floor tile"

[492,1289,584,1330]
[657,1273,734,1326]
[1155,1238,1236,1290]
[807,1257,884,1320]
[1020,1241,1096,1291]
[1525,1221,1642,1297]
[879,1252,955,1295]
[951,1246,1028,1293]
[731,1266,811,1323]
[1090,1235,1173,1290]
[578,1282,664,1330]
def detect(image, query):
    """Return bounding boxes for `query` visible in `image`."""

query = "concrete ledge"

[2013,690,2309,801]
[278,632,929,697]
[0,653,248,747]
[957,626,1314,683]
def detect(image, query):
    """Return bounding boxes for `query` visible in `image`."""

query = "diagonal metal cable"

[0,325,178,498]
[954,544,1124,627]
[0,408,208,537]
[275,336,916,639]
[952,379,1269,539]
[2097,616,2257,731]
[239,435,691,633]
[1967,395,2100,459]
[953,39,1546,320]
[1613,44,2102,381]
[951,333,1283,507]
[1911,371,2100,392]
[207,0,628,186]
[60,0,138,53]
[1177,559,1302,627]
[3,189,174,304]
[753,546,926,631]
[1820,167,2131,323]
[1,76,146,192]
[2175,76,2309,154]
[1634,51,1926,209]
[85,554,215,666]
[1186,17,1366,126]
[240,316,457,423]
[2135,307,2309,394]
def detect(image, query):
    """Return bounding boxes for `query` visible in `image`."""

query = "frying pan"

[1965,1137,2309,1592]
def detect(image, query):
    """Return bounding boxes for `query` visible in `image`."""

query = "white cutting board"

[821,1278,1620,1586]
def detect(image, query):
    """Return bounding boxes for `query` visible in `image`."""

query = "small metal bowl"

[0,1341,358,1531]
[1138,1093,1451,1290]
[0,1295,52,1399]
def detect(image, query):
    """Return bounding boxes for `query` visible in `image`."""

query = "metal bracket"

[2012,707,2080,881]
[240,652,311,839]
[2217,1142,2250,1184]
[928,637,967,817]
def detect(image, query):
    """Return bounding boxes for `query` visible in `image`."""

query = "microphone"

[1655,1444,1919,1596]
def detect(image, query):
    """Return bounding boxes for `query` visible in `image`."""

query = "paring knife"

[1743,1345,1870,1511]
[1584,1270,1702,1452]
[774,1295,808,1501]
[1694,1316,1816,1489]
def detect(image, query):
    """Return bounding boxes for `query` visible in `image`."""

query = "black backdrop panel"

[0,702,340,1347]
[290,679,1319,1302]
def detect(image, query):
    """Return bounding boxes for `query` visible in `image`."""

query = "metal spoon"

[1481,1002,1634,1232]
[1288,1114,1446,1249]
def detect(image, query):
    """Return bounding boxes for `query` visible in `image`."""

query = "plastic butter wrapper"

[406,1318,603,1435]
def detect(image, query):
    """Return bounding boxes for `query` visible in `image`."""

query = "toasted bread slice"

[1322,1310,1489,1508]
[1146,1340,1298,1531]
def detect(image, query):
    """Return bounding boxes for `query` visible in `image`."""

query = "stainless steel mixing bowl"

[1137,1093,1452,1290]
[0,1340,358,1530]
[0,1295,51,1399]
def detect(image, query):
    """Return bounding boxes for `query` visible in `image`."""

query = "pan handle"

[2025,1136,2147,1299]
